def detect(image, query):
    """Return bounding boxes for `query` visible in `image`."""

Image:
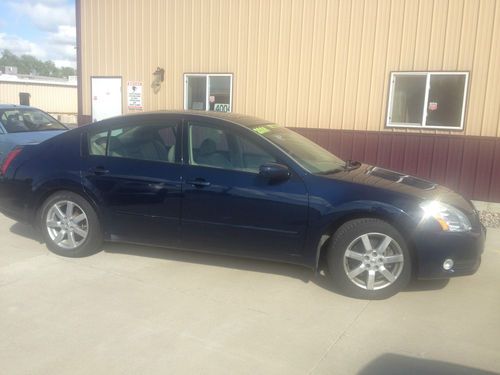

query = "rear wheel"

[327,218,411,299]
[40,191,102,257]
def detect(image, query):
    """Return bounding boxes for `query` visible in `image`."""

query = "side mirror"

[259,163,290,182]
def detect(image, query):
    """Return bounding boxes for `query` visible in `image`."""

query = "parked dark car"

[0,104,68,163]
[0,111,485,299]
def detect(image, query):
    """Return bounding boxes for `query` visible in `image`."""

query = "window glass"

[238,137,276,172]
[389,74,426,125]
[185,74,232,112]
[209,76,231,112]
[89,124,178,163]
[89,130,109,156]
[255,124,345,174]
[0,109,66,133]
[425,74,467,128]
[186,76,207,110]
[188,122,276,172]
[387,72,468,129]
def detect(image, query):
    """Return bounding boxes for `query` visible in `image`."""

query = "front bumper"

[414,225,486,279]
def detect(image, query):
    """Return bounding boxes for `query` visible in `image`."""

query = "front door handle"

[187,179,211,188]
[89,166,110,175]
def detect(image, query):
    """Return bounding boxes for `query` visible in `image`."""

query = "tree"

[0,49,76,78]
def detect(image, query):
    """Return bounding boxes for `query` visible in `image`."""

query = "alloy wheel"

[46,200,89,250]
[343,232,404,290]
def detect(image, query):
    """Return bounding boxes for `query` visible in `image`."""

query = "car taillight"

[1,147,23,176]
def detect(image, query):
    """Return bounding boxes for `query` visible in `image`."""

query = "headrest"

[199,138,217,155]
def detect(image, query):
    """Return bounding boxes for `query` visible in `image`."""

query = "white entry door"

[91,77,122,122]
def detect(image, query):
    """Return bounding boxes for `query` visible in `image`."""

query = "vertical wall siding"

[0,82,77,114]
[80,0,500,137]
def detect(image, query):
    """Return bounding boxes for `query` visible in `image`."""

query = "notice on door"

[127,81,143,110]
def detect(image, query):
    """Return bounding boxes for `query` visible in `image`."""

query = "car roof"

[103,110,273,128]
[0,104,35,110]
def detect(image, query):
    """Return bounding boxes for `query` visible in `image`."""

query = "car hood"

[323,164,475,214]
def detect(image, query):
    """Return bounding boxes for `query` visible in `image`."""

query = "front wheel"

[40,191,103,257]
[327,218,412,299]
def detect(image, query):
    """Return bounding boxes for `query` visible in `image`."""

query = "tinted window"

[254,124,345,174]
[0,109,66,133]
[88,123,178,163]
[188,122,276,173]
[89,130,109,156]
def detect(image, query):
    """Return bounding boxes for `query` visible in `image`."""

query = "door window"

[88,123,179,163]
[89,130,109,156]
[188,122,276,173]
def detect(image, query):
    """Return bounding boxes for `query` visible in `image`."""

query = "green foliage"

[0,49,76,78]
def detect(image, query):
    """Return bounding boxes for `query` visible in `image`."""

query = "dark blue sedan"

[0,111,485,299]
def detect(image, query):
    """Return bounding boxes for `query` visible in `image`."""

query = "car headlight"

[420,200,472,232]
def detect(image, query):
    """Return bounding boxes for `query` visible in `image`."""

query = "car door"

[81,116,183,246]
[180,118,309,261]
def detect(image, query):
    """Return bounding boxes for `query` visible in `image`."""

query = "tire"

[327,218,412,299]
[39,191,103,257]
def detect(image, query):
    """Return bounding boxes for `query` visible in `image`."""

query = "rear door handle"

[187,179,211,188]
[89,166,110,175]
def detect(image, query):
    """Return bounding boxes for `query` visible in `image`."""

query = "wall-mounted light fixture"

[151,67,165,94]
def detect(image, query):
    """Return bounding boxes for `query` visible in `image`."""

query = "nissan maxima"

[0,111,485,299]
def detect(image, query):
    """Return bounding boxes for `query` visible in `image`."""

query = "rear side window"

[87,123,179,163]
[89,130,109,156]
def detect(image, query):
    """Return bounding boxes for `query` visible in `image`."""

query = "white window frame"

[386,71,469,130]
[183,73,233,112]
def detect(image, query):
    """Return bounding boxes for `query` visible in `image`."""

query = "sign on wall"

[214,103,231,112]
[127,81,143,110]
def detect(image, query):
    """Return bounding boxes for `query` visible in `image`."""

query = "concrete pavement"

[1,214,499,374]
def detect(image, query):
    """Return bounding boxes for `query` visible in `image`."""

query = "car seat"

[197,138,231,168]
[5,114,29,132]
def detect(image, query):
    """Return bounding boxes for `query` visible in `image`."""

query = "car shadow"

[10,221,449,297]
[9,222,43,242]
[358,353,497,375]
[103,241,314,283]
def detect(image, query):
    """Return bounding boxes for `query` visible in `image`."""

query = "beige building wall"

[79,0,500,137]
[0,81,77,119]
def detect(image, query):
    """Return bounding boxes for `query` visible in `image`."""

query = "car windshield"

[252,124,345,174]
[0,108,67,133]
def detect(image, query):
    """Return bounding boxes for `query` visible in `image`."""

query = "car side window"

[89,130,109,156]
[238,136,277,172]
[88,123,178,163]
[188,121,276,173]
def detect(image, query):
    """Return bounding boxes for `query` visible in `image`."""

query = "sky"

[0,0,76,68]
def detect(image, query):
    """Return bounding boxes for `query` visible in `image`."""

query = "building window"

[184,74,233,112]
[386,72,468,130]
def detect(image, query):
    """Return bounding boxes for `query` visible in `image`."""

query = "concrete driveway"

[1,213,499,375]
